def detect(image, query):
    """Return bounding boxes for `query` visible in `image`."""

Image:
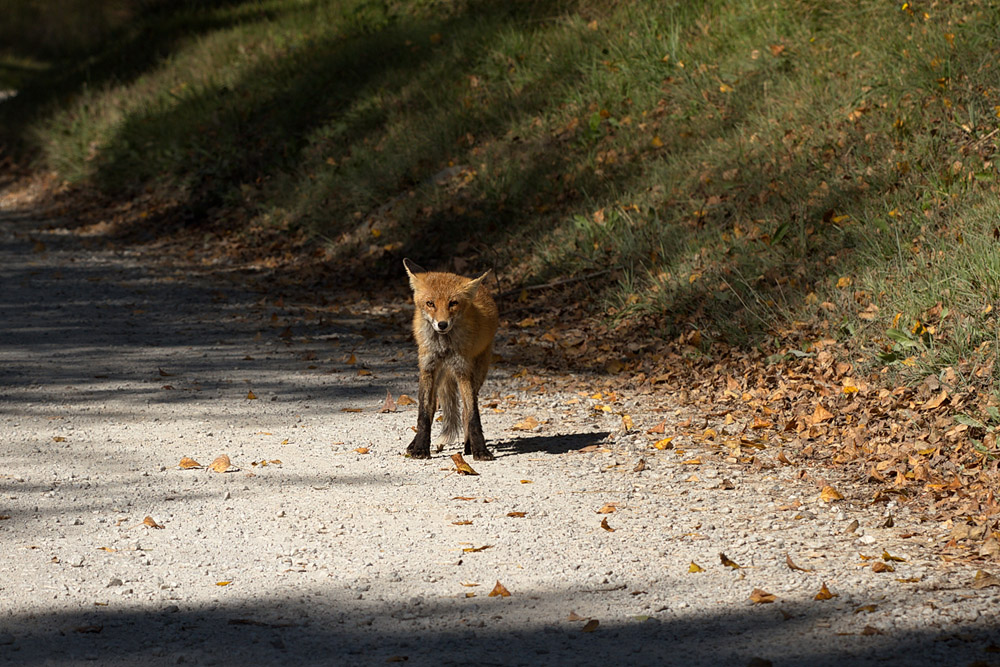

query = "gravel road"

[1,196,999,666]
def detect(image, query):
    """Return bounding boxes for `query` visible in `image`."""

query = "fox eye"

[448,300,459,308]
[426,301,435,308]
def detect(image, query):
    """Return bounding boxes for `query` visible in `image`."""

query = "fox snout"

[433,319,451,333]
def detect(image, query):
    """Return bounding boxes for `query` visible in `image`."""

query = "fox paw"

[406,440,431,459]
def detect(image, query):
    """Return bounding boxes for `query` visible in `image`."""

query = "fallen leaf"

[463,545,492,553]
[178,457,201,469]
[811,403,834,424]
[871,562,895,573]
[488,580,511,597]
[209,455,232,473]
[633,459,647,472]
[142,516,164,529]
[246,390,257,400]
[341,407,362,413]
[749,588,777,604]
[689,561,704,573]
[786,554,812,572]
[854,604,878,614]
[600,517,614,532]
[646,420,666,434]
[460,582,479,587]
[97,547,117,553]
[920,389,949,410]
[815,583,837,600]
[882,550,906,562]
[520,479,533,484]
[652,437,674,450]
[397,394,416,406]
[452,496,477,501]
[820,485,844,502]
[451,452,478,475]
[971,570,1000,589]
[581,619,599,633]
[567,611,586,621]
[216,581,232,587]
[682,458,702,465]
[379,390,397,413]
[506,511,526,518]
[354,447,369,454]
[512,416,540,431]
[52,436,66,442]
[597,504,617,514]
[720,553,741,569]
[452,520,472,525]
[777,451,794,466]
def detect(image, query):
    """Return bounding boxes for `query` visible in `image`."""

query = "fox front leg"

[458,377,493,461]
[406,368,436,459]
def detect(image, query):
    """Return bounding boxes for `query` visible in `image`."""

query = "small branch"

[499,269,617,299]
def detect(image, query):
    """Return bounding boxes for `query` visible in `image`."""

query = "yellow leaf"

[354,447,369,454]
[53,436,66,442]
[836,276,852,288]
[719,83,734,93]
[820,485,844,502]
[750,588,777,604]
[451,453,478,476]
[209,455,232,473]
[512,416,540,431]
[882,550,907,562]
[688,561,704,573]
[622,414,634,431]
[652,437,674,450]
[597,504,617,514]
[814,582,837,600]
[246,390,257,400]
[397,394,416,406]
[488,580,511,597]
[216,581,232,587]
[520,479,533,484]
[178,457,201,469]
[682,458,702,465]
[142,516,164,529]
[651,136,664,148]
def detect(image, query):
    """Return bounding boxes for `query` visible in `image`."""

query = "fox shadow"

[490,430,611,457]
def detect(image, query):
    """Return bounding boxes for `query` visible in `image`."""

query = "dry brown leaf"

[354,447,369,454]
[920,390,949,411]
[750,588,777,604]
[820,485,844,502]
[451,453,478,476]
[209,455,232,473]
[463,545,492,553]
[452,520,473,525]
[871,562,895,573]
[341,407,362,413]
[720,553,741,569]
[520,479,533,484]
[811,403,834,424]
[52,436,66,442]
[379,390,397,413]
[777,451,794,466]
[142,516,164,529]
[397,394,416,406]
[786,554,812,572]
[882,550,906,562]
[488,580,511,597]
[246,390,257,400]
[597,504,617,514]
[178,457,201,469]
[506,511,526,518]
[600,517,614,532]
[971,570,1000,589]
[512,416,540,431]
[633,458,647,472]
[814,582,837,600]
[452,496,477,501]
[567,611,586,621]
[646,420,666,434]
[581,619,600,633]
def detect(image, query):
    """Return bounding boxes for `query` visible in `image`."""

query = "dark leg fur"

[406,370,435,458]
[463,396,493,461]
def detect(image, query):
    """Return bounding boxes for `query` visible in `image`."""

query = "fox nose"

[435,320,449,332]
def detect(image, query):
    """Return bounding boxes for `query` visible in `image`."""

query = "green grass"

[4,0,1000,394]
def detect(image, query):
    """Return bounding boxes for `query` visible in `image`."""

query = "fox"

[402,258,499,461]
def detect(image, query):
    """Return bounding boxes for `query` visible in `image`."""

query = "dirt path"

[1,194,998,666]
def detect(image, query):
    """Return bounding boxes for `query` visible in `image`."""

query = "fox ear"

[403,258,425,290]
[464,269,491,298]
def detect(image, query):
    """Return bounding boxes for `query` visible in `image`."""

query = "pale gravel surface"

[1,200,999,666]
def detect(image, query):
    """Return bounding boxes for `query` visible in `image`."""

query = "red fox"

[403,258,499,461]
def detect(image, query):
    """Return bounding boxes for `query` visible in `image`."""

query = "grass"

[3,0,1000,398]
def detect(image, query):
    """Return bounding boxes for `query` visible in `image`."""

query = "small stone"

[107,578,123,588]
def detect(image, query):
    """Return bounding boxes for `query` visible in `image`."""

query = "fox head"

[404,258,490,335]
